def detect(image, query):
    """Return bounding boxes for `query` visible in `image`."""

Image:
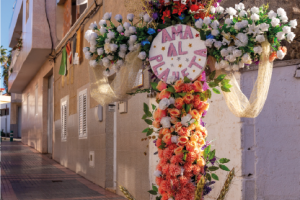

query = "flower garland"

[143,72,231,200]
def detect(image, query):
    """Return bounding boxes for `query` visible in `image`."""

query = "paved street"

[1,141,125,200]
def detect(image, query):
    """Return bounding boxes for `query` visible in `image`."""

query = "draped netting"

[221,39,273,118]
[89,50,142,106]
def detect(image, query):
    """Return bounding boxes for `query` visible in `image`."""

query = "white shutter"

[61,101,67,141]
[78,89,87,138]
[76,0,87,5]
[35,84,38,115]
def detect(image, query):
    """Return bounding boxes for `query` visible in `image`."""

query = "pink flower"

[159,89,171,99]
[157,81,167,91]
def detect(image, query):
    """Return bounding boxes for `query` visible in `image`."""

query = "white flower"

[129,35,137,43]
[277,8,286,17]
[255,35,265,43]
[215,62,222,70]
[227,55,236,62]
[181,114,192,127]
[104,43,111,54]
[116,60,123,66]
[123,22,131,29]
[233,49,242,57]
[117,25,124,33]
[211,20,219,29]
[280,15,288,23]
[89,22,97,30]
[124,29,131,37]
[205,39,214,48]
[225,7,237,16]
[143,13,152,23]
[251,7,260,14]
[83,47,89,53]
[89,60,98,67]
[271,18,280,27]
[276,32,285,40]
[84,52,92,60]
[247,23,261,37]
[171,136,178,144]
[220,60,229,68]
[127,13,134,22]
[110,44,118,52]
[225,18,233,26]
[102,57,110,67]
[242,53,252,64]
[224,65,231,71]
[268,10,277,19]
[251,13,260,21]
[235,3,245,10]
[128,45,135,52]
[239,10,247,17]
[169,97,175,105]
[153,170,162,177]
[97,48,104,55]
[138,51,146,60]
[112,64,121,72]
[167,76,177,84]
[216,6,224,14]
[239,62,245,68]
[277,50,285,59]
[221,48,229,57]
[287,32,295,42]
[203,17,211,25]
[100,27,107,35]
[90,45,97,52]
[259,23,270,32]
[282,26,291,34]
[235,33,248,47]
[107,31,115,39]
[107,55,114,60]
[211,29,220,36]
[129,26,136,34]
[99,19,106,27]
[232,64,239,71]
[254,46,263,55]
[118,51,126,58]
[195,19,203,29]
[214,41,222,49]
[105,38,111,44]
[234,22,242,30]
[222,38,231,45]
[119,44,127,52]
[210,6,216,14]
[161,117,171,128]
[227,46,235,54]
[103,12,112,20]
[159,98,171,110]
[289,19,297,28]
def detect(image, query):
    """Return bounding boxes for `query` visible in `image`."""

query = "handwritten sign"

[149,25,207,84]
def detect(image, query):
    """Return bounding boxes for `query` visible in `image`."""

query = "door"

[47,75,53,153]
[17,106,22,138]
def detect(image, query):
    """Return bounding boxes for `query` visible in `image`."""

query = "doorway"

[47,75,53,153]
[17,106,22,138]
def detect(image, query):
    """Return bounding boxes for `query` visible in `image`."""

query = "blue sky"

[1,0,15,91]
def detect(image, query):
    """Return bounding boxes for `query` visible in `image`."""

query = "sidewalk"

[1,141,126,200]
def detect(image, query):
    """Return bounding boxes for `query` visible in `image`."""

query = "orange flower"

[159,89,171,99]
[157,81,167,91]
[168,108,181,117]
[178,136,189,146]
[269,51,277,62]
[174,146,184,155]
[279,46,287,54]
[197,157,206,167]
[183,83,194,92]
[174,98,184,109]
[163,133,172,145]
[175,122,182,132]
[187,123,196,131]
[178,127,190,137]
[190,134,199,142]
[183,93,194,104]
[198,137,205,147]
[154,108,167,121]
[189,109,200,120]
[187,141,197,152]
[197,101,209,113]
[174,80,184,92]
[161,128,171,135]
[193,81,203,92]
[170,116,179,124]
[152,120,161,128]
[193,95,201,107]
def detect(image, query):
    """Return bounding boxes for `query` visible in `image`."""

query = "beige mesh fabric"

[89,50,143,106]
[221,39,273,118]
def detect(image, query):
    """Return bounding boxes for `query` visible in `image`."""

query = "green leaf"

[208,149,215,160]
[152,185,158,192]
[207,89,212,99]
[158,141,166,149]
[142,128,149,133]
[212,88,221,94]
[147,128,154,136]
[221,86,231,92]
[206,173,211,181]
[221,79,230,85]
[209,70,216,80]
[185,104,191,113]
[179,93,186,97]
[184,76,191,83]
[215,74,227,82]
[208,82,218,88]
[219,164,230,171]
[166,86,175,93]
[208,166,219,171]
[219,158,230,164]
[204,145,211,159]
[144,103,150,114]
[145,119,153,125]
[183,152,187,161]
[200,29,206,40]
[151,82,159,91]
[152,104,156,110]
[174,93,180,98]
[142,114,148,120]
[212,173,219,181]
[148,190,158,195]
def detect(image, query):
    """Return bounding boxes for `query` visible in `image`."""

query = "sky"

[1,0,16,91]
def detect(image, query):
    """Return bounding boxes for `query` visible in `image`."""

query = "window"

[35,84,38,115]
[78,89,87,139]
[61,100,67,141]
[26,0,29,23]
[27,93,30,118]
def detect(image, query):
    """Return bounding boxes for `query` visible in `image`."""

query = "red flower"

[189,4,199,13]
[172,2,187,16]
[162,9,171,23]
